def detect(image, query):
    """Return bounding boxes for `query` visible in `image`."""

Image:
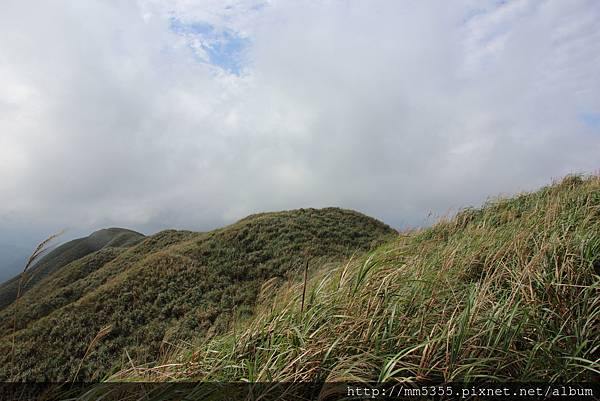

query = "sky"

[1,0,599,277]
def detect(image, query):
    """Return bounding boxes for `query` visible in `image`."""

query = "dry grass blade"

[73,324,113,382]
[300,259,309,314]
[11,230,64,376]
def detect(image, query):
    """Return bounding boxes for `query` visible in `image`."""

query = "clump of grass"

[123,174,599,384]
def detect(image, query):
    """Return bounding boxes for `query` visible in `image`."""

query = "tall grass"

[114,175,599,383]
[10,231,63,377]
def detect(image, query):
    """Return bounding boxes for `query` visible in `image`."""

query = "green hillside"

[0,228,144,311]
[0,208,395,381]
[118,175,599,385]
[0,248,124,337]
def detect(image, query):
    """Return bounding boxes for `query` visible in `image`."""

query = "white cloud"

[0,0,599,261]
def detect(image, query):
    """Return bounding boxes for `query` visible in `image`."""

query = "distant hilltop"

[0,227,144,311]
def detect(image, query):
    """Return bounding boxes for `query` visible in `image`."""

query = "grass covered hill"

[0,228,144,311]
[124,175,599,384]
[0,208,395,381]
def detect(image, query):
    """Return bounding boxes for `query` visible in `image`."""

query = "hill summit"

[0,208,395,381]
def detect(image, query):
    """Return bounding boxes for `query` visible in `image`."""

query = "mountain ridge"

[0,207,395,381]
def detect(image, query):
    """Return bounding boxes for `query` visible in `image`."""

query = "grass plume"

[11,231,63,376]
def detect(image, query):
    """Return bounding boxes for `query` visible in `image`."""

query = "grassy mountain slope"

[128,175,599,384]
[0,208,395,381]
[0,248,124,336]
[0,228,144,311]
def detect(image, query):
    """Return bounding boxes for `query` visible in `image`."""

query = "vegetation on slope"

[0,208,395,381]
[126,175,599,384]
[0,228,144,311]
[0,248,124,336]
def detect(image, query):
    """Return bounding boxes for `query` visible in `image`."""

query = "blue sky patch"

[581,112,600,129]
[169,17,249,75]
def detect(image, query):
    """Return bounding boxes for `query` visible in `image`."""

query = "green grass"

[120,175,599,384]
[0,208,394,381]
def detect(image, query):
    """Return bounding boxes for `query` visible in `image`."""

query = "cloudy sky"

[1,0,599,276]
